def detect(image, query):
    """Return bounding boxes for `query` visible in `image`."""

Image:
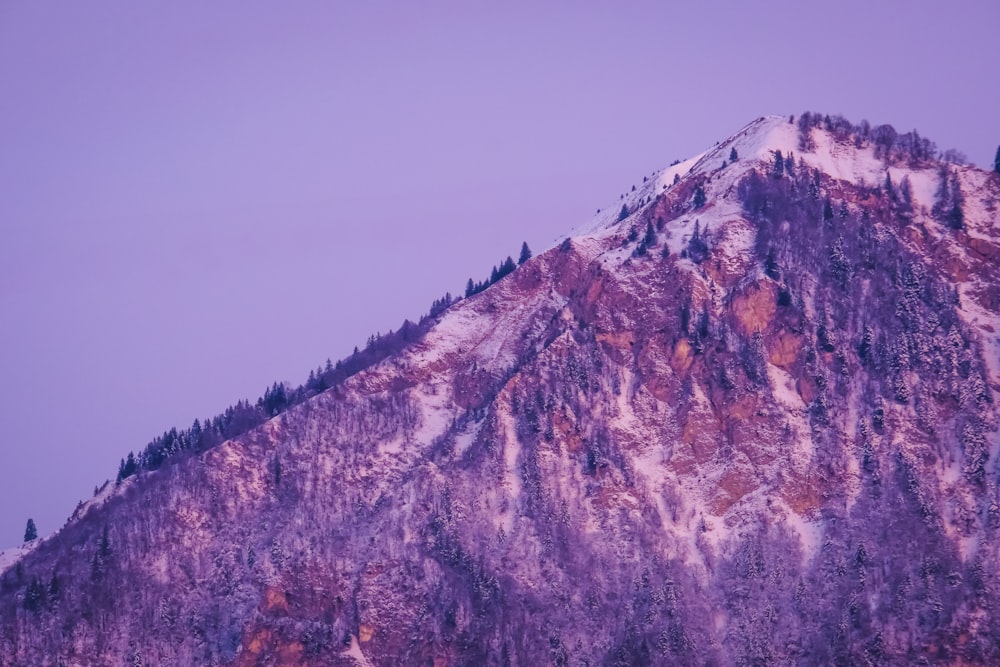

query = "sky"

[0,1,997,547]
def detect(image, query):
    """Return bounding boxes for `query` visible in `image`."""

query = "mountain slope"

[3,114,1000,666]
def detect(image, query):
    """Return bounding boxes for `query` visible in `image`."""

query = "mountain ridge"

[3,112,1000,665]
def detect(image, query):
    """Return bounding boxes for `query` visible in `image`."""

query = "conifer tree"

[617,204,630,222]
[729,147,738,162]
[518,242,532,265]
[23,518,37,543]
[994,145,1000,174]
[823,198,834,222]
[693,185,706,209]
[947,171,964,229]
[884,173,896,201]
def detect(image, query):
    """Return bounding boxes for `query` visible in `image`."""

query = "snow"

[408,380,454,448]
[798,128,882,186]
[497,405,522,524]
[778,500,823,564]
[888,166,938,212]
[0,540,40,575]
[341,635,374,667]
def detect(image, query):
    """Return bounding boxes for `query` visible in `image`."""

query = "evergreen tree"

[823,198,834,222]
[23,518,37,543]
[729,147,738,162]
[99,525,111,558]
[465,278,475,298]
[688,220,709,263]
[947,171,964,229]
[23,577,43,612]
[994,145,1000,174]
[693,185,707,209]
[46,573,60,606]
[673,173,680,185]
[518,242,532,265]
[644,220,656,246]
[884,172,896,201]
[617,204,630,222]
[772,150,784,178]
[933,165,951,220]
[899,175,913,210]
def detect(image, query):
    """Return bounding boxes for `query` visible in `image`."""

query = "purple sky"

[0,1,997,547]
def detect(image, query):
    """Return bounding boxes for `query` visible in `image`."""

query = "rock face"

[3,115,1000,666]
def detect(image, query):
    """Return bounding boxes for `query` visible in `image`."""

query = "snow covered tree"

[23,518,37,543]
[518,242,532,265]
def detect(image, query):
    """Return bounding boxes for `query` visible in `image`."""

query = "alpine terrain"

[3,114,1000,666]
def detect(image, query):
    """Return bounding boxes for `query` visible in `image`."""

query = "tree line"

[111,241,533,487]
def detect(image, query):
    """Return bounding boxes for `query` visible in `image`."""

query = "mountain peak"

[3,113,1000,665]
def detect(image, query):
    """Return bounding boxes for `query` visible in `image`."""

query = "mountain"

[2,114,1000,666]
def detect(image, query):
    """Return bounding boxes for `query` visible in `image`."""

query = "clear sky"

[0,1,996,547]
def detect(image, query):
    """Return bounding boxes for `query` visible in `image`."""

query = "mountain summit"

[3,114,1000,665]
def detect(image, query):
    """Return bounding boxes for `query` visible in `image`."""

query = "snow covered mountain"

[3,114,1000,665]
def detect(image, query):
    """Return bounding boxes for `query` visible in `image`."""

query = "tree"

[122,452,138,480]
[617,204,630,222]
[23,518,37,543]
[518,242,532,265]
[884,172,896,201]
[994,145,1000,174]
[933,166,964,229]
[772,150,784,178]
[688,221,709,263]
[644,220,656,246]
[692,185,706,209]
[465,278,475,298]
[947,171,964,229]
[729,147,738,162]
[823,198,834,222]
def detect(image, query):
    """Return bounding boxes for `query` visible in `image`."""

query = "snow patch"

[341,635,374,667]
[778,501,824,564]
[0,540,41,575]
